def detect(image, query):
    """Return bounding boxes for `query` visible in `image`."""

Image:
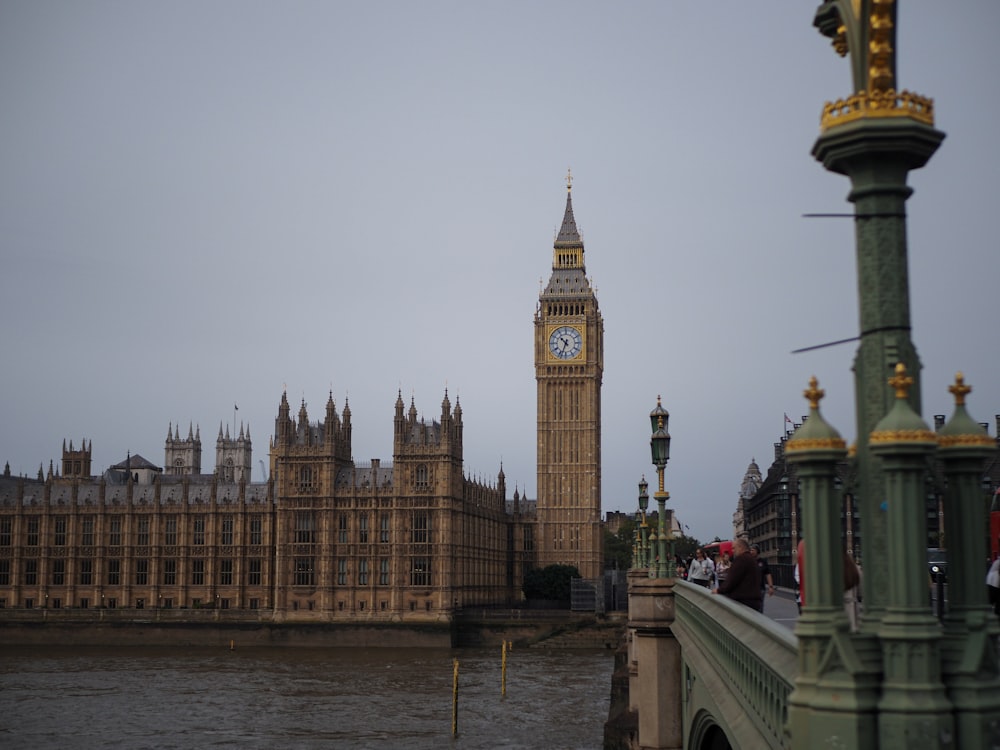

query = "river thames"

[1,644,615,749]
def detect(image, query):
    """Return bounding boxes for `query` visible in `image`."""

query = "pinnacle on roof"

[555,168,582,246]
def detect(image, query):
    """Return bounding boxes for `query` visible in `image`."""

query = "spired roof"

[786,376,847,457]
[543,172,594,299]
[870,363,936,447]
[555,183,582,246]
[937,372,994,451]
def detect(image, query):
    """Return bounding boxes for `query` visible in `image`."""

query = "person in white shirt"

[688,548,716,588]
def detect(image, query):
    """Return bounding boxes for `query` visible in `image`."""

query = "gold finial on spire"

[803,376,825,409]
[833,24,848,57]
[566,168,573,192]
[867,0,896,94]
[888,362,913,399]
[948,372,971,406]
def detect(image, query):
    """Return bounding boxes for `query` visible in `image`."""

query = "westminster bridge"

[615,2,1000,748]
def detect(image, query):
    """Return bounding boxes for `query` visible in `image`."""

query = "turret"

[62,436,92,478]
[394,390,406,440]
[341,397,352,449]
[165,422,201,476]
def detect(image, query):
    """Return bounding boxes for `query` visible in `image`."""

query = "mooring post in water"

[452,658,459,737]
[501,640,512,697]
[229,640,235,651]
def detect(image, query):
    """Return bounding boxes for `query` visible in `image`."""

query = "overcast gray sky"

[2,2,997,544]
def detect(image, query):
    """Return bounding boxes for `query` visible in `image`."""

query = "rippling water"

[0,645,614,749]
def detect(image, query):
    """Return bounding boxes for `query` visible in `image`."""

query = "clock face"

[549,326,583,360]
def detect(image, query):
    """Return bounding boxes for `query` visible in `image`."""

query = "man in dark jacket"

[713,538,762,611]
[751,544,776,611]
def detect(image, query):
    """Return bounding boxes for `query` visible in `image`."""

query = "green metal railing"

[672,581,797,750]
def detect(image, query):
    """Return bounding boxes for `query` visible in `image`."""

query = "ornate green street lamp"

[637,476,650,570]
[631,525,639,571]
[649,396,672,578]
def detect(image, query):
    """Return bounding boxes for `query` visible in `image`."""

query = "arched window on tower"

[298,465,314,493]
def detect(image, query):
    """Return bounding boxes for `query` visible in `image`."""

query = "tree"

[672,533,704,563]
[604,517,636,570]
[523,564,581,602]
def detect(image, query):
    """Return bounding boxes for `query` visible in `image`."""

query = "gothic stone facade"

[0,390,536,621]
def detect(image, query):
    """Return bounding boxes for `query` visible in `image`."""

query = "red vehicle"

[702,540,733,558]
[990,488,1000,560]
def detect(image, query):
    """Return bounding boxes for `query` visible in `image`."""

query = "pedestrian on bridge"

[751,544,775,611]
[987,555,1000,617]
[712,538,762,611]
[688,548,716,588]
[715,550,731,588]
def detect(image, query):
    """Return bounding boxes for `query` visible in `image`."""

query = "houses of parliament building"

[0,181,605,622]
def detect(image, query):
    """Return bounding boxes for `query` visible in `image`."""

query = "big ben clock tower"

[534,172,604,581]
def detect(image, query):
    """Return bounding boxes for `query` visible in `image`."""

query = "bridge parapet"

[673,582,796,750]
[625,574,796,750]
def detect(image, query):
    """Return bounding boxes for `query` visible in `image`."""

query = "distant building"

[741,414,1000,587]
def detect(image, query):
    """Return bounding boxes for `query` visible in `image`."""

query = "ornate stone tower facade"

[733,458,762,538]
[164,423,201,476]
[216,423,251,482]
[534,174,604,581]
[61,439,91,478]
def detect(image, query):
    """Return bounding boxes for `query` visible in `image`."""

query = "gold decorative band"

[938,434,995,448]
[821,89,934,131]
[869,429,937,444]
[786,438,847,453]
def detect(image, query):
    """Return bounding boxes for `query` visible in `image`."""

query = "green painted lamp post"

[637,476,650,570]
[794,5,1000,747]
[812,0,943,625]
[631,526,639,571]
[935,374,1000,747]
[649,397,672,579]
[868,364,953,745]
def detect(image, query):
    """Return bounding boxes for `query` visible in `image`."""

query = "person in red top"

[712,538,762,611]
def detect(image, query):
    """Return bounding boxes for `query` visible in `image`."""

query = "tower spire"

[555,169,582,249]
